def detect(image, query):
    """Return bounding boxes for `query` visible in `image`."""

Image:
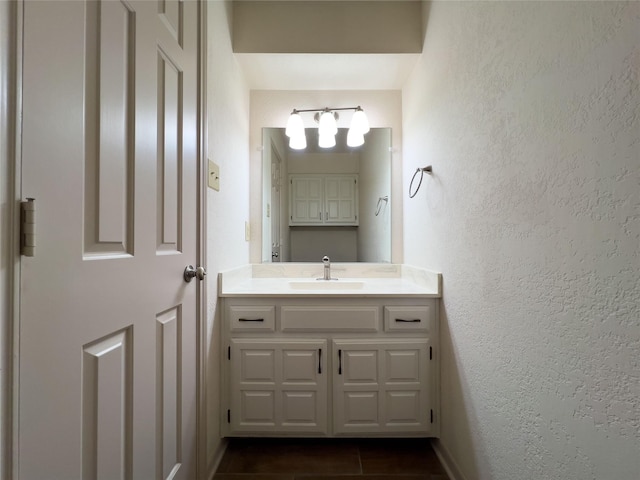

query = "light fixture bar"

[292,106,363,114]
[285,106,369,150]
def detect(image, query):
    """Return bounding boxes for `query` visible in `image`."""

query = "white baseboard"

[431,438,468,480]
[206,438,229,480]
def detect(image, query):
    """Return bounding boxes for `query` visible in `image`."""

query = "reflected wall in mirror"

[262,127,392,263]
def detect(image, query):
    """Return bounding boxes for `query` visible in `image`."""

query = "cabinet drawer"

[228,305,275,332]
[281,306,379,332]
[384,306,433,332]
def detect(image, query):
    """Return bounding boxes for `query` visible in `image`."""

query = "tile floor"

[214,437,450,479]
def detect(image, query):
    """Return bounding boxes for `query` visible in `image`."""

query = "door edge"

[196,0,208,478]
[1,0,23,478]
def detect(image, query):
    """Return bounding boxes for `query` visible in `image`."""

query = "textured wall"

[402,1,639,479]
[206,0,251,472]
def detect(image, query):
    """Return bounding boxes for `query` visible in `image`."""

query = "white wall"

[205,0,250,473]
[250,90,403,263]
[290,227,358,262]
[403,2,639,479]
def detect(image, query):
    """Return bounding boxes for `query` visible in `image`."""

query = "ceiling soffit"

[232,1,424,54]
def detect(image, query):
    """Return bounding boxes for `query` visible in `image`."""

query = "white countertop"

[218,264,442,298]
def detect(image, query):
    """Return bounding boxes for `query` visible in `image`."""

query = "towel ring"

[375,196,389,216]
[409,166,433,198]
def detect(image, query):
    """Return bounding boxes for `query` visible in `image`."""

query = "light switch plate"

[208,160,220,191]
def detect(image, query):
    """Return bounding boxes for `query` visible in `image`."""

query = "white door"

[18,1,200,479]
[228,339,328,435]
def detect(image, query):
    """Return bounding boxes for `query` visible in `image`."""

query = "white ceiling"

[235,53,421,90]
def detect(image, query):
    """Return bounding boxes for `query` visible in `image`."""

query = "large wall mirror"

[262,127,392,263]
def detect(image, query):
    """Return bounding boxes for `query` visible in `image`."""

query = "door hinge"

[228,346,231,360]
[20,198,36,257]
[227,409,231,423]
[430,409,434,423]
[430,346,432,360]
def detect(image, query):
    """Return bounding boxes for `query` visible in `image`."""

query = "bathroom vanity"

[218,263,442,438]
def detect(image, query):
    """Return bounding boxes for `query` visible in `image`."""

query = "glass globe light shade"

[346,128,365,147]
[285,112,304,138]
[289,132,307,150]
[350,108,370,134]
[318,133,336,149]
[318,110,338,137]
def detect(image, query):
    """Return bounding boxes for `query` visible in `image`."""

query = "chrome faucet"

[322,255,331,280]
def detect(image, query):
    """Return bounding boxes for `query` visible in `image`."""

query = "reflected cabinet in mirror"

[262,128,391,263]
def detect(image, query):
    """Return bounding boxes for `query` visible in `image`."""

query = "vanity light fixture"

[284,106,370,150]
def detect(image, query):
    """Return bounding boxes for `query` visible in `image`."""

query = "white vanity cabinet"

[221,297,439,438]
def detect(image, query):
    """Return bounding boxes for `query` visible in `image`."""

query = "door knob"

[184,265,206,283]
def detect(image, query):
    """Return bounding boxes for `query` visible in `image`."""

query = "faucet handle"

[322,255,330,264]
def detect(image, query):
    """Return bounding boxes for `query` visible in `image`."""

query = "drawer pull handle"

[318,349,322,374]
[238,318,264,322]
[338,349,342,375]
[395,318,421,323]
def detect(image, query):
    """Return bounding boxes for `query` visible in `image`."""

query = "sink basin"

[289,280,365,290]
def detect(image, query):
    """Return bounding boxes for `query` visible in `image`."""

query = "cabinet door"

[290,176,323,224]
[228,339,328,435]
[324,176,358,224]
[333,339,432,435]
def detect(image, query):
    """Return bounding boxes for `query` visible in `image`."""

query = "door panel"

[157,48,183,253]
[19,1,200,478]
[156,306,182,480]
[82,328,133,480]
[159,0,183,45]
[84,0,135,257]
